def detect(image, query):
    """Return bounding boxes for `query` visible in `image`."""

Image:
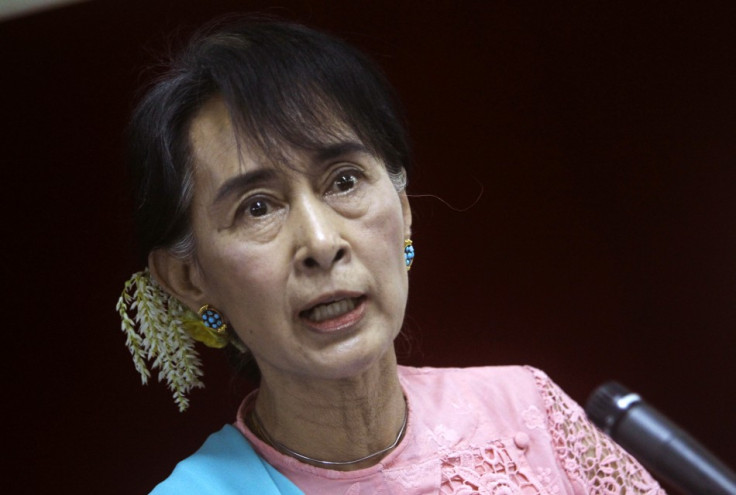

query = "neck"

[251,351,406,471]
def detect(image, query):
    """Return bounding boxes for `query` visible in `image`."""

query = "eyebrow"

[210,141,370,207]
[212,168,276,207]
[313,141,370,163]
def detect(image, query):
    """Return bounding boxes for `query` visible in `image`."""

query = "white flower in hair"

[116,269,204,412]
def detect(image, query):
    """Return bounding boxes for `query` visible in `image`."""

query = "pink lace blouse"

[234,365,665,494]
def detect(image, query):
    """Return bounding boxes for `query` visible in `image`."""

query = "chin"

[307,336,397,381]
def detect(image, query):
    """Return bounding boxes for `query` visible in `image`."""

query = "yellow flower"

[181,319,229,349]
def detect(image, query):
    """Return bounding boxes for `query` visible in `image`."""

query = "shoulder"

[149,425,248,494]
[149,425,302,495]
[398,364,544,400]
[397,365,552,429]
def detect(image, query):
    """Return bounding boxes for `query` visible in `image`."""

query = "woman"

[117,19,665,494]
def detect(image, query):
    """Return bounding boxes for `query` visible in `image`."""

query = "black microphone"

[585,381,736,495]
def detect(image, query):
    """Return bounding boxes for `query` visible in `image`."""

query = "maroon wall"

[3,1,734,493]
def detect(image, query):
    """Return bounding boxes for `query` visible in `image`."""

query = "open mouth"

[300,296,364,323]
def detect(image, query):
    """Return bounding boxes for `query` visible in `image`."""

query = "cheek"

[199,241,286,314]
[362,197,406,257]
[221,265,287,346]
[359,195,410,308]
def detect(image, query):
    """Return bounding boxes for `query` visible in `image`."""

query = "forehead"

[188,97,240,175]
[188,96,364,178]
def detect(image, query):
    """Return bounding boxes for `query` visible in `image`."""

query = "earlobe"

[148,249,205,312]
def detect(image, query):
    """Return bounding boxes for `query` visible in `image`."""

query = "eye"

[332,172,359,193]
[248,199,269,217]
[230,193,285,238]
[235,197,272,221]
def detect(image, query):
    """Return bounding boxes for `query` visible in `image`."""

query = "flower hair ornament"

[116,269,244,411]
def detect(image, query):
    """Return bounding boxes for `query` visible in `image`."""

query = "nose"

[292,195,349,271]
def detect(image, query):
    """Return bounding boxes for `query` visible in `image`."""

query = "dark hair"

[129,18,412,262]
[128,18,412,381]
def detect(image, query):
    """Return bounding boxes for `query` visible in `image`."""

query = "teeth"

[305,298,357,322]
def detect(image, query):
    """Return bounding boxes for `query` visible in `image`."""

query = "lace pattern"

[529,368,665,494]
[440,441,549,494]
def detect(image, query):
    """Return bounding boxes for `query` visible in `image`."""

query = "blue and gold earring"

[198,305,227,334]
[404,239,415,271]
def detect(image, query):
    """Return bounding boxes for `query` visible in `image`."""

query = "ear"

[148,248,205,313]
[399,190,412,239]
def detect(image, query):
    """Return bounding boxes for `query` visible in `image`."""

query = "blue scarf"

[150,425,304,494]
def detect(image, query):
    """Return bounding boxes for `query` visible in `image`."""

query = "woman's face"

[185,98,412,383]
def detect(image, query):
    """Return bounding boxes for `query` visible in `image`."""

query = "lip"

[300,291,364,312]
[298,292,367,334]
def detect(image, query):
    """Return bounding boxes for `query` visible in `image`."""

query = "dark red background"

[3,1,734,493]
